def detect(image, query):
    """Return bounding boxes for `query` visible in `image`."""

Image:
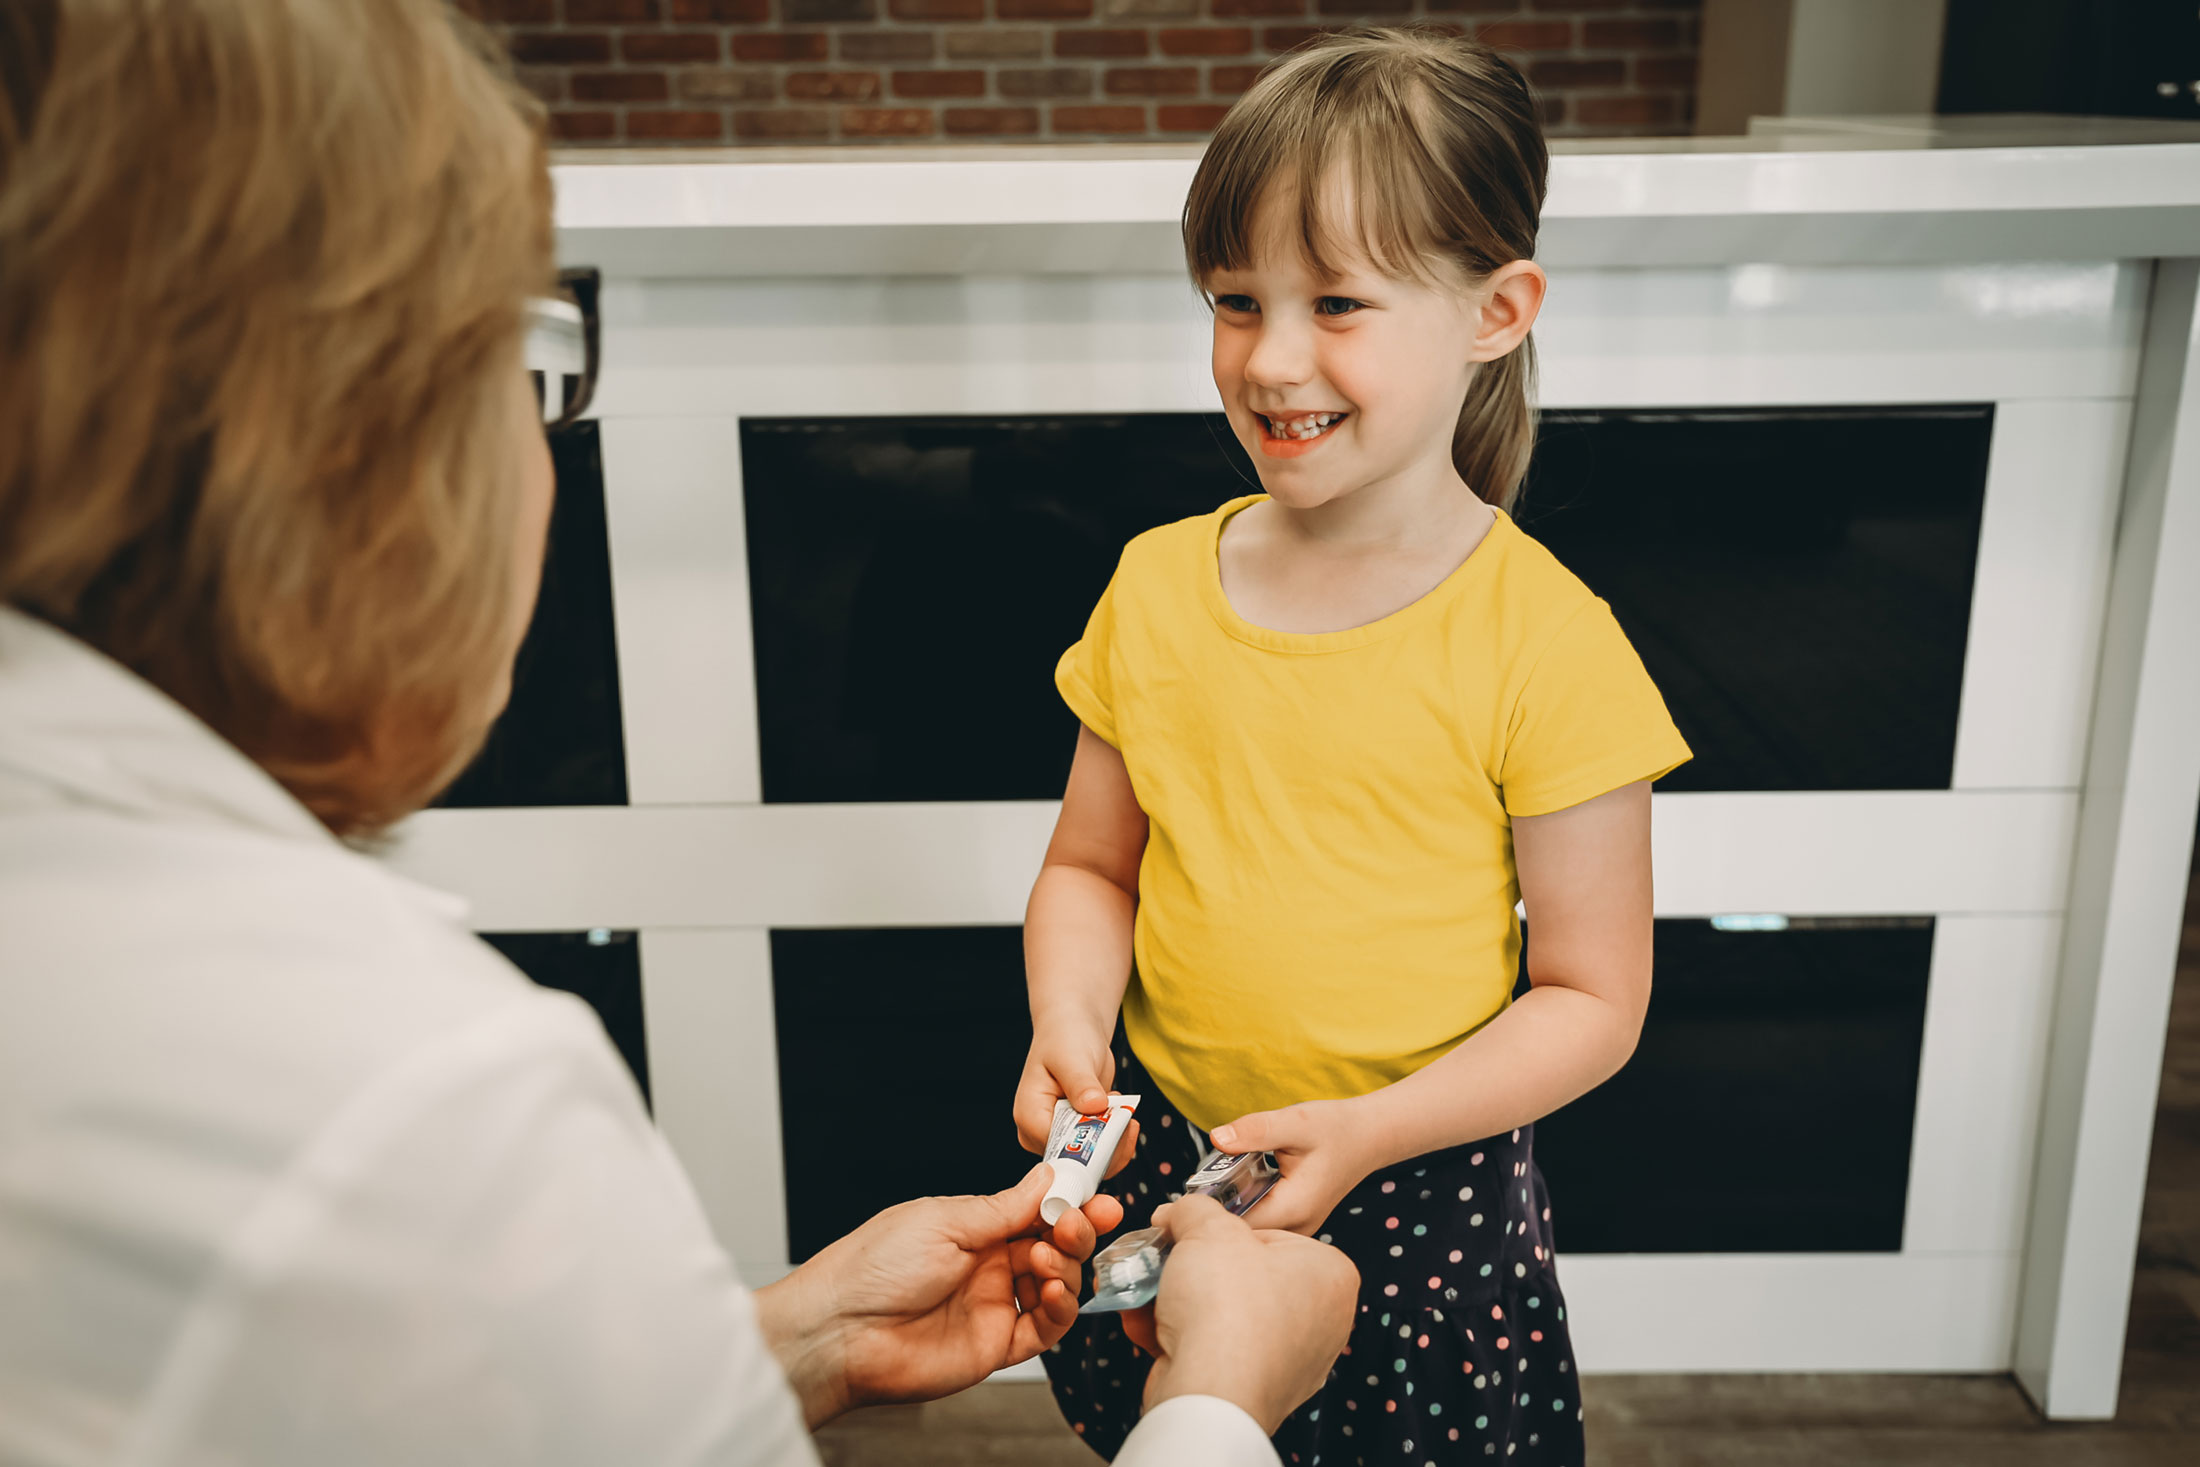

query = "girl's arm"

[1013,725,1151,1155]
[1215,780,1654,1233]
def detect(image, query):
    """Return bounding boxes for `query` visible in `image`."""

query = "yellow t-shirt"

[1055,495,1692,1132]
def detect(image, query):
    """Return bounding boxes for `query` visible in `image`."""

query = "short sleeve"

[1055,562,1123,748]
[1499,598,1692,818]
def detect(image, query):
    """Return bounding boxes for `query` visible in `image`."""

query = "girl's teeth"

[1268,412,1342,440]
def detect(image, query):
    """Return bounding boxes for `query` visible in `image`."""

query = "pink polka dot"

[1157,1162,1171,1176]
[1462,1363,1474,1375]
[1449,1250,1463,1263]
[1449,1429,1461,1442]
[1470,1152,1484,1165]
[1386,1216,1400,1229]
[1385,1400,1397,1414]
[1417,1333,1430,1348]
[1497,1336,1510,1350]
[1384,1284,1399,1297]
[1466,1329,1475,1343]
[1491,1305,1504,1320]
[1073,1424,1086,1436]
[1381,1180,1396,1194]
[1531,1330,1544,1342]
[1428,1276,1442,1289]
[1535,1246,1545,1261]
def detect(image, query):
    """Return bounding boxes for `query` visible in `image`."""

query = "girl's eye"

[1315,296,1365,317]
[1214,294,1259,314]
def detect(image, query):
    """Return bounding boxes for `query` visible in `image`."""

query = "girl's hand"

[1210,1099,1374,1237]
[1011,1023,1141,1180]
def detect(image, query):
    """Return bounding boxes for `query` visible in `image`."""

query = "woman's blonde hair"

[0,0,552,835]
[1183,27,1548,509]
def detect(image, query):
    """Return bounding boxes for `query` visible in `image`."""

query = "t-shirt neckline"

[1200,493,1514,655]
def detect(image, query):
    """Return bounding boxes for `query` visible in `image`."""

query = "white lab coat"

[0,606,1275,1467]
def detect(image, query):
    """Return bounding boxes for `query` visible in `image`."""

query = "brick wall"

[473,0,1699,147]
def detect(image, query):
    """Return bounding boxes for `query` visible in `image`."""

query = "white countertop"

[554,116,2200,277]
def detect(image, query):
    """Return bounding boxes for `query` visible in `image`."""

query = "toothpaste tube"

[1081,1149,1282,1314]
[1041,1094,1141,1226]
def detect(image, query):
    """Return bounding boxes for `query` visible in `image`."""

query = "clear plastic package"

[1080,1149,1281,1314]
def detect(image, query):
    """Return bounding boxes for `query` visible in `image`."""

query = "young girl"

[1014,28,1689,1467]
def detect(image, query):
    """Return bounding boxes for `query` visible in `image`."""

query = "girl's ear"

[1469,260,1547,363]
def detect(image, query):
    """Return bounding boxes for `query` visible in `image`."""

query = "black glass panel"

[1528,917,1933,1253]
[1516,407,1992,791]
[482,929,650,1108]
[772,918,1929,1260]
[440,423,628,807]
[743,408,1990,802]
[773,927,1033,1264]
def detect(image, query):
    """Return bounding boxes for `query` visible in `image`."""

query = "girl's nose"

[1243,319,1316,389]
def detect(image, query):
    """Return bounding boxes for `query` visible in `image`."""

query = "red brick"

[1210,62,1263,95]
[1212,0,1303,16]
[783,0,878,20]
[1057,28,1149,58]
[1475,19,1571,52]
[1261,24,1339,51]
[1528,57,1624,89]
[999,66,1094,97]
[892,68,986,96]
[733,108,833,139]
[506,30,612,65]
[626,109,726,140]
[473,0,555,21]
[670,0,769,18]
[622,32,722,63]
[1583,18,1684,50]
[1104,65,1197,95]
[1157,102,1230,131]
[1158,26,1251,55]
[842,106,936,136]
[1420,0,1517,10]
[1633,54,1698,89]
[1000,0,1094,15]
[1052,103,1146,132]
[785,70,884,101]
[679,69,776,101]
[1315,0,1407,13]
[946,29,1046,59]
[549,109,617,140]
[565,0,662,20]
[842,30,938,61]
[733,32,830,61]
[572,70,671,102]
[1575,93,1679,127]
[889,0,983,17]
[944,105,1041,134]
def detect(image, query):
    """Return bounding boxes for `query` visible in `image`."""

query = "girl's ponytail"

[1454,334,1537,512]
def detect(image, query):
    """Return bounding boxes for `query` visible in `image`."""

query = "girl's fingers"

[1103,1119,1142,1178]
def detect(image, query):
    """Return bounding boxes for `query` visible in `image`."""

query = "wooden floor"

[817,851,2200,1465]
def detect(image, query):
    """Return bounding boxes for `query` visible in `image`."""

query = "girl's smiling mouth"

[1256,410,1350,457]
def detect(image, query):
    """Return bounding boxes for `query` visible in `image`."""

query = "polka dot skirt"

[1043,1046,1585,1466]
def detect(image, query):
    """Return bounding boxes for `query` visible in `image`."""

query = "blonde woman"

[0,2,1355,1463]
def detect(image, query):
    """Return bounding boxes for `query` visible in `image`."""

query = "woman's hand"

[1119,1196,1360,1434]
[756,1163,1127,1428]
[1209,1099,1374,1237]
[1012,1023,1140,1179]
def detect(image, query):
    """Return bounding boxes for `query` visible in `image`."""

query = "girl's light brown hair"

[0,0,552,836]
[1184,27,1548,509]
